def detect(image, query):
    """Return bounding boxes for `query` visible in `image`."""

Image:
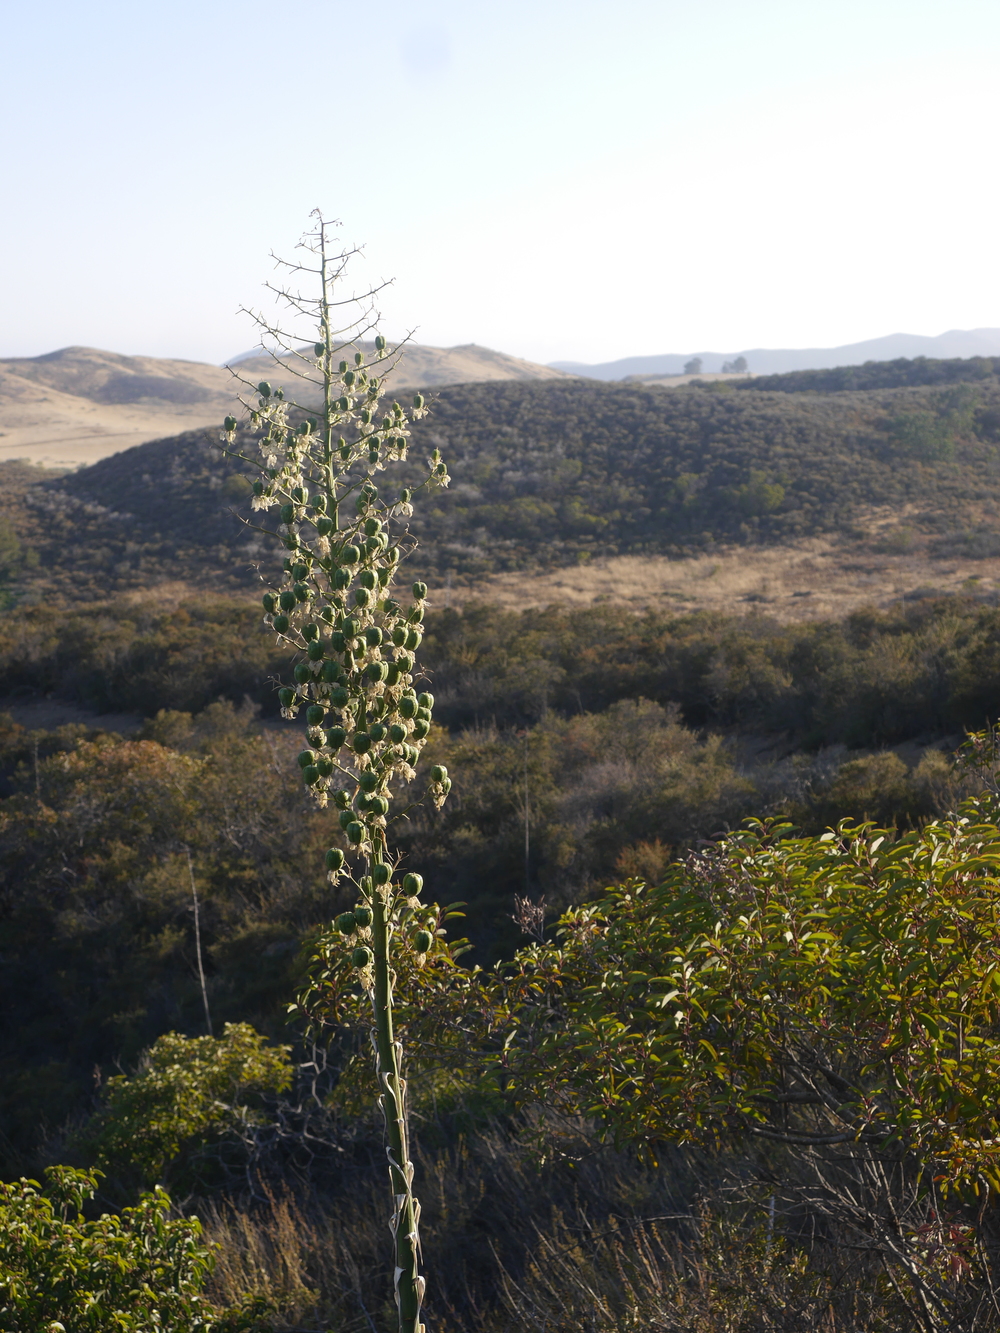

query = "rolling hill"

[6,360,1000,610]
[555,328,1000,379]
[0,342,570,468]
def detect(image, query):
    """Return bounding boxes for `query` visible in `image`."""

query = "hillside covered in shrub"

[4,365,1000,598]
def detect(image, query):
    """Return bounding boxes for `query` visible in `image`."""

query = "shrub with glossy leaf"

[80,1023,292,1190]
[495,807,1000,1192]
[0,1165,222,1333]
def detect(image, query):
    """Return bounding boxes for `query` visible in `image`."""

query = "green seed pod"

[414,929,434,953]
[312,493,327,513]
[385,664,401,686]
[294,583,311,602]
[262,592,276,613]
[333,789,351,809]
[278,687,295,709]
[354,904,374,928]
[224,415,237,432]
[307,640,324,662]
[441,777,452,793]
[302,622,319,641]
[408,605,424,624]
[386,546,401,564]
[413,394,424,409]
[306,704,326,727]
[291,487,307,504]
[332,568,351,590]
[279,589,297,612]
[342,545,361,564]
[431,765,448,783]
[359,569,377,590]
[347,822,365,845]
[375,334,386,351]
[304,764,320,785]
[336,911,357,935]
[416,707,431,723]
[354,588,371,608]
[343,617,360,639]
[366,796,389,817]
[378,567,392,588]
[339,809,354,830]
[321,660,340,682]
[412,719,430,740]
[405,629,422,651]
[365,626,383,646]
[359,875,374,894]
[344,370,355,386]
[314,342,325,357]
[399,695,418,719]
[325,847,345,872]
[418,692,435,710]
[358,771,379,792]
[403,872,424,895]
[330,685,349,707]
[352,944,373,968]
[252,479,265,496]
[412,581,428,600]
[371,863,391,886]
[389,723,407,744]
[355,352,364,366]
[396,652,415,673]
[353,732,372,754]
[364,517,382,537]
[258,381,272,397]
[280,503,296,525]
[365,661,388,684]
[273,613,289,634]
[337,395,349,411]
[369,722,387,742]
[392,626,407,647]
[316,516,335,537]
[325,725,347,748]
[293,663,312,684]
[329,631,346,653]
[297,749,316,769]
[291,562,309,581]
[339,360,349,373]
[316,757,333,777]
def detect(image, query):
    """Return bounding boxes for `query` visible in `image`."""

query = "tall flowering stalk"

[221,212,450,1333]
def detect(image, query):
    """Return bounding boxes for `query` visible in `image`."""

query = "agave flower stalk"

[221,212,451,1333]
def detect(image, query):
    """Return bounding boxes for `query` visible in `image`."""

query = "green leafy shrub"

[0,1166,219,1332]
[79,1024,292,1191]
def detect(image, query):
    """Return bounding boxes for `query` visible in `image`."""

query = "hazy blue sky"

[3,0,1000,364]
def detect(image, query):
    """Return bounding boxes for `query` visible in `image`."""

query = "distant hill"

[8,369,1000,603]
[553,328,1000,379]
[0,342,569,468]
[731,355,1000,394]
[230,341,570,392]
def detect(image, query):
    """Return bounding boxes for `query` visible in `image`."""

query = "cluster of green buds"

[222,338,452,853]
[332,869,437,982]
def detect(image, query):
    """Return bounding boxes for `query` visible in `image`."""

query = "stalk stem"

[370,839,423,1333]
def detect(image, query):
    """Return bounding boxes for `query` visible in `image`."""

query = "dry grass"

[199,1178,914,1333]
[431,530,1000,624]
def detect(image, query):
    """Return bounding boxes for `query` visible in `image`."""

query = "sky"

[3,0,1000,366]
